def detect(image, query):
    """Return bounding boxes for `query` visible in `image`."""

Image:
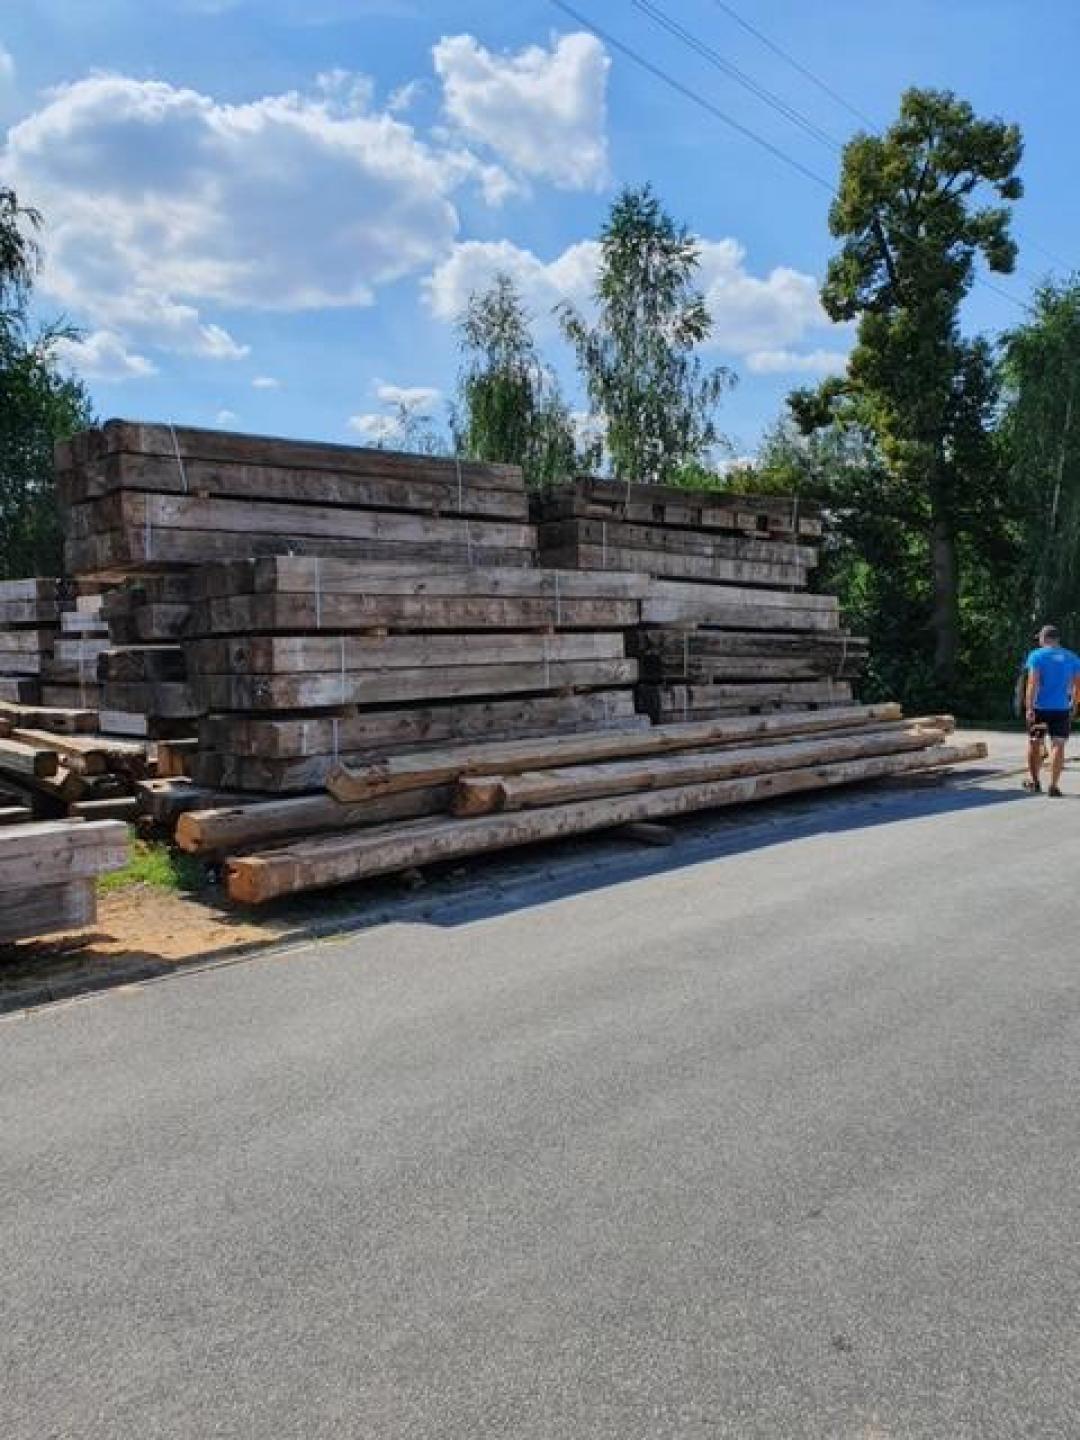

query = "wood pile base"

[0,819,128,943]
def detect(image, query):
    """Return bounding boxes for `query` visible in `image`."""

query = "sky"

[2,0,1078,459]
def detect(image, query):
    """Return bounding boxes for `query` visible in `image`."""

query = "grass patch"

[97,831,205,895]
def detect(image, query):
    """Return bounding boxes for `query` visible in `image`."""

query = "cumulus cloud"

[251,375,281,389]
[433,32,609,190]
[347,412,402,444]
[424,235,848,366]
[745,347,850,376]
[424,237,598,328]
[52,329,157,381]
[216,408,238,425]
[2,71,463,360]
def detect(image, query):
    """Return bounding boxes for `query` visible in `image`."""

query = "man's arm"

[1026,664,1039,720]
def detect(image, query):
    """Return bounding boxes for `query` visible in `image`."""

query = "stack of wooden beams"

[200,705,985,903]
[0,818,128,944]
[0,704,150,821]
[632,581,868,722]
[535,478,822,586]
[57,421,537,577]
[182,557,649,795]
[39,593,110,711]
[98,575,198,738]
[0,578,67,705]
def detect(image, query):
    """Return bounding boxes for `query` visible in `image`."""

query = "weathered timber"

[0,879,96,944]
[635,653,867,683]
[194,658,639,713]
[59,451,529,520]
[0,599,62,626]
[61,420,524,492]
[631,628,867,658]
[187,631,627,677]
[0,700,99,734]
[11,728,149,777]
[0,678,41,704]
[68,796,141,822]
[0,651,46,675]
[0,578,64,603]
[543,479,823,537]
[154,737,199,778]
[0,736,61,780]
[0,628,59,653]
[638,680,854,720]
[539,517,818,567]
[99,681,199,719]
[192,557,650,601]
[539,543,806,588]
[190,593,642,636]
[0,818,128,891]
[0,804,33,825]
[200,691,645,761]
[227,742,987,902]
[98,646,188,682]
[40,685,103,709]
[453,726,948,814]
[135,777,242,826]
[326,704,905,802]
[176,784,454,855]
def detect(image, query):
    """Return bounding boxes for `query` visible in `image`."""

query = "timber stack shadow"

[0,421,987,942]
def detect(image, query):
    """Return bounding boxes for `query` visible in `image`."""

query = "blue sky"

[2,0,1077,458]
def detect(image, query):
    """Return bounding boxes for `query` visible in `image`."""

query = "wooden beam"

[326,703,906,802]
[0,879,96,944]
[0,819,128,891]
[0,736,60,780]
[227,742,987,904]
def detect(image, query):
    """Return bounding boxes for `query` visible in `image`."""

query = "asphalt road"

[3,767,1079,1438]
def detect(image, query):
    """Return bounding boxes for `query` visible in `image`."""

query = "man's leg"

[1028,729,1045,785]
[1050,738,1067,793]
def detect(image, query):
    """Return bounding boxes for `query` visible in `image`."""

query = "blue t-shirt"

[1025,645,1080,711]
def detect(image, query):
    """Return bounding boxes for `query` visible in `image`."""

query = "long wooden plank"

[99,646,188,682]
[0,578,63,603]
[326,703,905,802]
[454,726,948,814]
[632,628,865,657]
[62,421,525,492]
[187,631,626,677]
[11,728,149,776]
[0,651,46,675]
[636,654,866,682]
[0,599,62,626]
[639,681,853,719]
[66,528,534,577]
[200,691,645,761]
[0,879,96,943]
[540,543,807,588]
[176,785,454,855]
[0,628,59,653]
[100,681,200,719]
[193,557,651,601]
[644,578,838,612]
[227,742,987,902]
[189,593,641,637]
[539,518,818,567]
[195,658,638,712]
[0,700,99,734]
[60,452,530,520]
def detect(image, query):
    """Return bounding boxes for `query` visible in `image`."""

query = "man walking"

[1024,624,1080,796]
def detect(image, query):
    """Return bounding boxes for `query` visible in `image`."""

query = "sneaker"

[1049,785,1063,798]
[1023,778,1042,793]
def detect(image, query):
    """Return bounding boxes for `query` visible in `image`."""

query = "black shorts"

[1031,709,1072,741]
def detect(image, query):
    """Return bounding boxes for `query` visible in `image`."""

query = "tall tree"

[819,88,1022,687]
[559,184,733,484]
[456,272,583,490]
[0,186,93,579]
[999,278,1080,637]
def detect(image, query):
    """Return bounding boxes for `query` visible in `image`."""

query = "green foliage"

[0,186,93,580]
[457,272,587,490]
[559,184,733,483]
[815,87,1022,688]
[97,834,205,894]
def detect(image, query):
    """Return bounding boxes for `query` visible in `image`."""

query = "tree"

[456,272,584,490]
[819,88,1022,688]
[999,281,1080,633]
[559,184,733,484]
[0,186,93,579]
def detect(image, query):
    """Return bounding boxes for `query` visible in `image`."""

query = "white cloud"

[423,237,598,328]
[216,408,238,425]
[433,32,609,190]
[52,329,156,381]
[374,381,441,409]
[3,72,463,361]
[251,375,281,389]
[388,79,424,115]
[746,347,850,376]
[347,412,402,444]
[424,235,848,365]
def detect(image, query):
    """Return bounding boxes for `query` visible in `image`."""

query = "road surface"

[3,762,1078,1437]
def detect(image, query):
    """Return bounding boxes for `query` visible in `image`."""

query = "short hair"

[1040,624,1061,644]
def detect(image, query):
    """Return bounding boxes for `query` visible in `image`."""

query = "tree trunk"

[929,493,960,689]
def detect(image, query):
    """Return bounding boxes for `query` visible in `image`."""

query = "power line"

[553,0,1032,316]
[704,0,1072,282]
[629,0,842,152]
